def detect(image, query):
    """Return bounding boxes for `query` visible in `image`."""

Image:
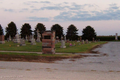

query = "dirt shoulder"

[0,54,87,63]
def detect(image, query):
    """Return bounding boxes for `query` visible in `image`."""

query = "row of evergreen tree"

[0,21,97,41]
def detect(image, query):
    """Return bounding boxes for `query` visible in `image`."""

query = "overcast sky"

[0,0,120,35]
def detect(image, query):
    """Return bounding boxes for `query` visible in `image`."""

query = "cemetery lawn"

[0,41,106,62]
[0,41,106,53]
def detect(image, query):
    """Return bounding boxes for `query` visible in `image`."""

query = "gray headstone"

[60,40,66,48]
[14,32,20,43]
[36,29,41,42]
[31,35,36,45]
[20,38,26,46]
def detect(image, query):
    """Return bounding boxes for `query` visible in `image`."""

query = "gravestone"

[31,35,36,45]
[82,40,84,44]
[42,31,55,54]
[25,36,28,41]
[14,32,20,43]
[20,38,26,46]
[85,39,88,44]
[80,37,82,42]
[55,36,59,44]
[9,35,12,41]
[0,35,5,44]
[92,38,95,42]
[36,29,41,42]
[60,37,66,48]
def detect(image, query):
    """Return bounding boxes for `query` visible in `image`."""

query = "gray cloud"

[20,8,29,12]
[24,1,50,5]
[53,5,120,22]
[40,6,64,10]
[4,9,14,12]
[40,1,51,3]
[24,1,120,22]
[27,17,50,22]
[109,3,119,10]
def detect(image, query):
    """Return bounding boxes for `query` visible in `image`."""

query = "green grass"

[55,41,106,53]
[0,41,106,53]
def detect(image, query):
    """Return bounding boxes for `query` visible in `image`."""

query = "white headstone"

[31,35,36,45]
[20,38,26,46]
[36,29,41,42]
[14,32,20,43]
[60,40,66,48]
[9,35,11,41]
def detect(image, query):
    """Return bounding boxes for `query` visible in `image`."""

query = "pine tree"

[66,24,78,40]
[82,26,97,41]
[34,23,46,40]
[5,21,17,39]
[0,24,4,35]
[20,23,32,39]
[51,24,63,39]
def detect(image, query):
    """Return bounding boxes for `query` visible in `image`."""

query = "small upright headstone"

[82,40,84,44]
[14,32,20,43]
[60,37,66,48]
[31,35,36,45]
[9,35,12,41]
[85,39,88,44]
[25,36,28,41]
[92,38,95,42]
[55,36,59,44]
[20,38,26,46]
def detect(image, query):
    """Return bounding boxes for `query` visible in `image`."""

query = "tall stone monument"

[42,31,55,54]
[36,29,41,42]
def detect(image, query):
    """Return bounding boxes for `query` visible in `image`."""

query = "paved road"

[0,42,120,80]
